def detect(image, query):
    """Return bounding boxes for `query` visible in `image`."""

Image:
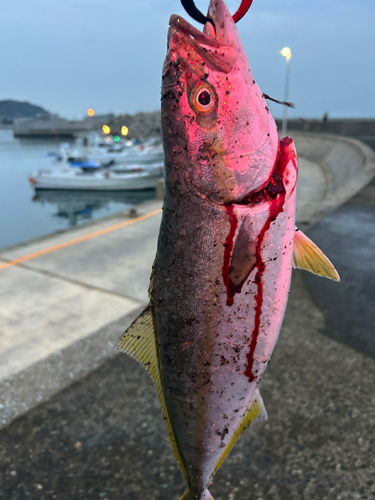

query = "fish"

[117,1,339,499]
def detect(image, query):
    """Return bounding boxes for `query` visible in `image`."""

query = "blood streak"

[244,139,293,382]
[222,205,238,306]
[222,138,294,371]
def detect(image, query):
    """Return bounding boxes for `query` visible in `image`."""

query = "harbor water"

[0,130,157,249]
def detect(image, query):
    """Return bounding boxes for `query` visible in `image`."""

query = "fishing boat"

[29,163,164,191]
[57,137,163,167]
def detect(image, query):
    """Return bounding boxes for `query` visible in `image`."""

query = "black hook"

[180,0,215,27]
[180,0,253,26]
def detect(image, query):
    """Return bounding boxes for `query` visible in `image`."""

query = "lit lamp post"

[280,47,291,137]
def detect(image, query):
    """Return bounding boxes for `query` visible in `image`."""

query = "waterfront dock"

[0,133,375,498]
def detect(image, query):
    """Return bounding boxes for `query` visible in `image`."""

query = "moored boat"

[56,137,163,167]
[29,163,164,191]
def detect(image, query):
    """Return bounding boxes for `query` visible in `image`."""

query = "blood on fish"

[222,147,287,308]
[222,205,238,306]
[244,138,293,382]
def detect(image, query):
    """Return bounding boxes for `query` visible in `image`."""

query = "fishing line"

[263,94,295,108]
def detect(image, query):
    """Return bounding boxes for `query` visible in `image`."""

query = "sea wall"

[276,118,375,137]
[292,132,375,223]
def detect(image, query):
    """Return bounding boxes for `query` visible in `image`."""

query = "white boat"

[29,163,164,191]
[57,137,163,167]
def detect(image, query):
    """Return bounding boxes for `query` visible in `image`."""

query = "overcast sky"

[1,0,374,119]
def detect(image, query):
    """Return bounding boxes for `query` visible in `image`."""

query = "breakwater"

[277,118,375,137]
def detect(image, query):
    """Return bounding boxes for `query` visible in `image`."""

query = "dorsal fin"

[116,306,188,482]
[293,228,340,281]
[213,388,267,476]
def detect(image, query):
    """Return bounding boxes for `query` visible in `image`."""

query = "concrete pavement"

[0,272,374,499]
[0,202,162,427]
[0,132,374,431]
[302,176,375,359]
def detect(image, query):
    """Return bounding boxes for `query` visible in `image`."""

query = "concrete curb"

[0,306,144,429]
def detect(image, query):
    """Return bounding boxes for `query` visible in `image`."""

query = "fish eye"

[190,83,216,114]
[197,89,211,106]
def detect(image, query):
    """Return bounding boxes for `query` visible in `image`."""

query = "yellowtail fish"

[117,1,339,498]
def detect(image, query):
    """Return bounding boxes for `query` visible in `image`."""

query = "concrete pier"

[0,133,374,430]
[0,203,161,426]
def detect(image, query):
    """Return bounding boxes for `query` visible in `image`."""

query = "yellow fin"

[213,388,267,476]
[116,306,188,482]
[293,228,340,281]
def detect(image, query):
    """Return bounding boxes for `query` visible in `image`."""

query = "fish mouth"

[169,15,218,48]
[236,167,285,206]
[168,13,237,74]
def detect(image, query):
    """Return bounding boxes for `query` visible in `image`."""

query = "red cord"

[232,0,253,23]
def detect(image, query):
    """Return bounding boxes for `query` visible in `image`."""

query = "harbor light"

[87,108,95,117]
[280,47,292,137]
[280,47,291,60]
[121,125,129,136]
[102,124,111,134]
[114,135,120,142]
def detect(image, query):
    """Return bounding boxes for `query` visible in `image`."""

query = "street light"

[280,47,291,137]
[280,47,291,59]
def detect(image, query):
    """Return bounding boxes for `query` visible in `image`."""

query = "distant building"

[84,113,115,124]
[13,115,90,139]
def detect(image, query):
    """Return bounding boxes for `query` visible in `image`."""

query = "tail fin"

[180,489,215,500]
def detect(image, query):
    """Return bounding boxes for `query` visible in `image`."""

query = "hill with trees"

[0,100,50,123]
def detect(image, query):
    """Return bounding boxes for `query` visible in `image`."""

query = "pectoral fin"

[116,306,188,482]
[213,388,267,476]
[227,216,257,299]
[293,228,340,281]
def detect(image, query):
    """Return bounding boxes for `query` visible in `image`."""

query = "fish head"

[162,0,279,204]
